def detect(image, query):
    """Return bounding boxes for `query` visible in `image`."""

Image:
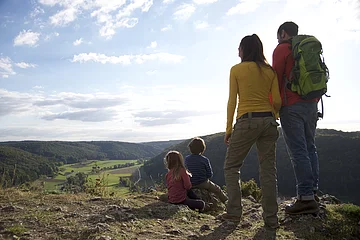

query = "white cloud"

[283,0,360,41]
[91,0,127,17]
[146,70,157,75]
[15,62,37,69]
[13,30,40,47]
[194,21,209,29]
[227,0,259,15]
[30,6,45,18]
[72,53,133,65]
[73,38,83,46]
[0,88,37,116]
[1,58,38,78]
[147,41,157,48]
[38,0,153,38]
[50,7,78,26]
[91,0,152,39]
[173,3,196,20]
[72,52,185,64]
[163,0,175,3]
[116,0,153,19]
[42,109,118,122]
[44,32,60,41]
[0,57,16,78]
[40,0,95,27]
[38,0,62,7]
[0,89,128,123]
[226,0,281,15]
[193,0,218,4]
[99,18,139,39]
[33,86,44,89]
[161,24,172,31]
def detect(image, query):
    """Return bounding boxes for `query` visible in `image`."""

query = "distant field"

[44,159,141,192]
[59,160,138,173]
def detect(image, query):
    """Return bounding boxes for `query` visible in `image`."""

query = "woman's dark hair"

[239,34,271,68]
[277,21,298,37]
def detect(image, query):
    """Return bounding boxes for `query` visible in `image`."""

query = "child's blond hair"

[164,151,191,180]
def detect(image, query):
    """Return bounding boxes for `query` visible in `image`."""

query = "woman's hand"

[224,133,231,145]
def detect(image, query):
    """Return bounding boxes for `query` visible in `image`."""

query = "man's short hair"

[188,137,206,155]
[277,21,298,37]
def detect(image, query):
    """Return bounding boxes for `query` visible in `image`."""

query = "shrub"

[241,179,262,202]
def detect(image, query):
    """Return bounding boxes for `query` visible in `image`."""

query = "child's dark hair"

[277,21,298,37]
[239,34,271,69]
[188,137,206,155]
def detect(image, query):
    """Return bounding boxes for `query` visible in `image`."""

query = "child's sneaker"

[200,203,213,213]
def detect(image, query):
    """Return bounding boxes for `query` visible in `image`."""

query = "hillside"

[0,189,359,240]
[0,141,162,164]
[141,139,185,152]
[0,146,57,187]
[0,140,172,188]
[143,129,360,205]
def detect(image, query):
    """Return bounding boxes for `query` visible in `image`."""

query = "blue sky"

[0,0,359,142]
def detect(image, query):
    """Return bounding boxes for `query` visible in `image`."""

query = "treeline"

[0,141,162,164]
[0,146,58,188]
[0,140,180,187]
[143,129,360,205]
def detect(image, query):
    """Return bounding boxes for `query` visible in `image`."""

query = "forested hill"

[0,140,181,187]
[0,140,181,164]
[0,146,57,186]
[141,140,184,152]
[143,129,360,205]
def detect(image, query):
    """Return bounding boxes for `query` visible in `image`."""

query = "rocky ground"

[0,189,359,240]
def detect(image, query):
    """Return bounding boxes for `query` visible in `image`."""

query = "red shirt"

[272,42,317,106]
[166,168,192,203]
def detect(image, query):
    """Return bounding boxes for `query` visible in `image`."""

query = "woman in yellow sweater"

[221,34,281,230]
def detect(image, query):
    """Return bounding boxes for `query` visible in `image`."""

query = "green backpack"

[288,35,329,100]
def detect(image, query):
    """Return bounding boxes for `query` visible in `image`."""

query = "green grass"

[321,204,360,239]
[60,160,138,173]
[6,225,28,236]
[44,181,61,190]
[335,203,360,219]
[44,160,141,191]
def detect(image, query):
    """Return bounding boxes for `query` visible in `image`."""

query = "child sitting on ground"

[164,150,206,211]
[185,137,228,203]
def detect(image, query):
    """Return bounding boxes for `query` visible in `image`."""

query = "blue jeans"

[280,102,319,200]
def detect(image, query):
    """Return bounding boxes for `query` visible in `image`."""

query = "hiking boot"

[314,190,320,203]
[216,213,241,222]
[285,199,319,215]
[314,194,320,203]
[264,222,279,230]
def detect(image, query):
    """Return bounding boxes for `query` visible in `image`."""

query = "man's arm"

[272,44,287,91]
[272,43,291,94]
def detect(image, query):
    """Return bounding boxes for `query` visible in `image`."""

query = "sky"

[0,0,359,142]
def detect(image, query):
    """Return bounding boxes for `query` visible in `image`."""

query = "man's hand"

[224,133,231,145]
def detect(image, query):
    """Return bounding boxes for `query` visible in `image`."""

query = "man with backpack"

[272,21,328,214]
